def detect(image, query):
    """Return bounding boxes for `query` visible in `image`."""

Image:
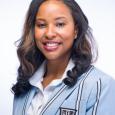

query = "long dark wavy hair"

[12,0,98,96]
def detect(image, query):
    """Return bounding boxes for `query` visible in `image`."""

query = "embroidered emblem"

[60,107,76,115]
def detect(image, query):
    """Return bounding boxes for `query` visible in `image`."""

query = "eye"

[56,22,65,28]
[35,22,46,28]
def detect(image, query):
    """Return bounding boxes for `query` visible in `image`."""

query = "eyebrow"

[55,17,67,20]
[36,16,67,21]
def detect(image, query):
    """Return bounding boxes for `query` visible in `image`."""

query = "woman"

[12,0,115,115]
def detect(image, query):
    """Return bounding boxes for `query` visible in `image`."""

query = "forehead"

[36,0,72,19]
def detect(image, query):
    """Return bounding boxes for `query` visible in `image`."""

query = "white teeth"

[46,43,58,47]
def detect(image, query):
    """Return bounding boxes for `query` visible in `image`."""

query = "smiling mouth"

[43,42,61,51]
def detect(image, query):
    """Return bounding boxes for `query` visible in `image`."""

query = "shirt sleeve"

[86,77,115,115]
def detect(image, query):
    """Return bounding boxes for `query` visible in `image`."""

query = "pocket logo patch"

[60,107,76,115]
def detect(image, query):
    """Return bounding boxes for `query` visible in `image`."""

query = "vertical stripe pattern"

[92,79,101,115]
[75,66,94,115]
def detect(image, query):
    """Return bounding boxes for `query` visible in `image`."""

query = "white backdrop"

[0,0,115,114]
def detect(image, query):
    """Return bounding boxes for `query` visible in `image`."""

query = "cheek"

[34,28,39,41]
[34,29,42,48]
[59,25,75,39]
[60,29,75,42]
[63,38,74,50]
[34,27,45,40]
[60,31,75,50]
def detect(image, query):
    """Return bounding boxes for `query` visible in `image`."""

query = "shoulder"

[79,66,115,109]
[86,66,115,87]
[13,87,37,114]
[85,66,115,114]
[76,66,115,100]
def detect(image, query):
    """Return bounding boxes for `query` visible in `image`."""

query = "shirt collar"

[29,61,46,86]
[29,59,75,87]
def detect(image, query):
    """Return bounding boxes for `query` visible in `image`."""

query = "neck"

[46,57,70,79]
[42,56,70,88]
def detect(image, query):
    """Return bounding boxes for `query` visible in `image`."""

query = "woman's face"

[34,0,77,61]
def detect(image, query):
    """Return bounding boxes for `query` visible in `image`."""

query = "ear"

[74,29,78,39]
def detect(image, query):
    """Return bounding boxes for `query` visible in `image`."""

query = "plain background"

[0,0,115,114]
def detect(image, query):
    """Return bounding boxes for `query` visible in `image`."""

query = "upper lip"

[42,40,61,45]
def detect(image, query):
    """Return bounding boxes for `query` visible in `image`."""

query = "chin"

[44,55,61,61]
[45,57,59,61]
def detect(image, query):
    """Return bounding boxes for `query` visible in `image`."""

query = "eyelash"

[35,22,66,29]
[56,22,65,28]
[36,23,46,28]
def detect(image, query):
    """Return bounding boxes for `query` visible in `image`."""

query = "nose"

[45,25,56,39]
